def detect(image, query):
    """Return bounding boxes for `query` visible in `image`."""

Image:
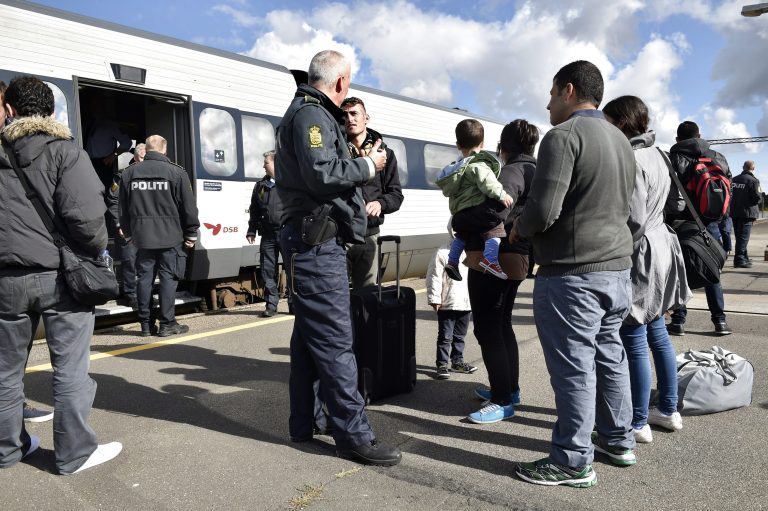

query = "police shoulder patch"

[309,125,323,149]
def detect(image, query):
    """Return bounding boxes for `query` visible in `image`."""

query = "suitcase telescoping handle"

[377,235,401,301]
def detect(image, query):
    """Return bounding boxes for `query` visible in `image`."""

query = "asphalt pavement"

[3,223,767,510]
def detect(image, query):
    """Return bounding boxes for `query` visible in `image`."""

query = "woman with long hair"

[602,96,691,441]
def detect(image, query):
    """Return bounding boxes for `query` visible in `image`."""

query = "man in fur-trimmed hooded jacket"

[0,76,121,475]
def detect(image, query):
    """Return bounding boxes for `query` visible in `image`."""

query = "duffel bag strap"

[657,148,708,233]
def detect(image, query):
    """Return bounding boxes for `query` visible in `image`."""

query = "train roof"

[6,0,504,125]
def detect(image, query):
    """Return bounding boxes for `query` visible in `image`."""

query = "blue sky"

[32,0,768,182]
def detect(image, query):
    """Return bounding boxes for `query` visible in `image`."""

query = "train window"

[199,108,237,176]
[45,82,68,128]
[382,137,408,186]
[242,115,275,179]
[424,144,459,189]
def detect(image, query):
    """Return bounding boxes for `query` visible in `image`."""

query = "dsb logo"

[204,223,238,236]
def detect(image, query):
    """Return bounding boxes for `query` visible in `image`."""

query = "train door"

[75,79,192,172]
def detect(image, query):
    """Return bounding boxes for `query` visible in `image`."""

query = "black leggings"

[467,269,521,406]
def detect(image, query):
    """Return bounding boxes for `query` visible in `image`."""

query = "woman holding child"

[464,119,539,424]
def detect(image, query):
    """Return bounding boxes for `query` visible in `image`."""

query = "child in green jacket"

[437,119,512,280]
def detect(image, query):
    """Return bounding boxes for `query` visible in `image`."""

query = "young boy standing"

[437,119,512,281]
[426,239,478,379]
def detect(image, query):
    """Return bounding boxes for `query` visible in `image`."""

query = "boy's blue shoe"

[474,387,521,406]
[467,403,514,424]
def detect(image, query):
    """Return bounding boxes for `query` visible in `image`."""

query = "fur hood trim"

[2,115,72,142]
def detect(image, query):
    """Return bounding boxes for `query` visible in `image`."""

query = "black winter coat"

[730,171,762,219]
[0,116,107,269]
[119,151,200,249]
[247,176,283,236]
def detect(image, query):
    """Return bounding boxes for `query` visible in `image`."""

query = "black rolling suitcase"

[350,235,417,404]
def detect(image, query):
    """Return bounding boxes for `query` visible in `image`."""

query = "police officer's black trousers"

[260,234,280,311]
[280,225,374,449]
[136,246,182,327]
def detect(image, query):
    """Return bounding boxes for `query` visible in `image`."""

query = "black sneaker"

[23,403,53,423]
[436,365,450,379]
[261,309,277,318]
[734,261,753,268]
[714,321,732,335]
[157,323,189,337]
[667,323,685,336]
[451,361,478,374]
[445,262,462,281]
[337,440,402,466]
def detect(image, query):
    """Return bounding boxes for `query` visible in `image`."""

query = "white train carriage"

[0,0,506,308]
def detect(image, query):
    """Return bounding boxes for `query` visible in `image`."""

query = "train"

[0,0,507,310]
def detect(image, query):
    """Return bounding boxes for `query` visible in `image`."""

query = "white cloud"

[211,4,261,28]
[703,106,760,153]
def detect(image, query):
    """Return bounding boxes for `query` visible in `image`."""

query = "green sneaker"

[591,432,636,466]
[515,457,597,488]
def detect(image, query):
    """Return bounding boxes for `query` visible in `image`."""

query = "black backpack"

[683,156,731,223]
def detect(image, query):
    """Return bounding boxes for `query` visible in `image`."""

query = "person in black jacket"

[247,150,284,317]
[120,135,200,337]
[341,97,404,288]
[730,160,762,268]
[0,75,122,474]
[666,121,732,336]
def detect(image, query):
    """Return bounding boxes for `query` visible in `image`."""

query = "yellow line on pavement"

[25,287,427,374]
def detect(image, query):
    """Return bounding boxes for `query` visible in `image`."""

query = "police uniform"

[106,166,138,305]
[275,83,376,448]
[119,151,200,332]
[247,175,284,313]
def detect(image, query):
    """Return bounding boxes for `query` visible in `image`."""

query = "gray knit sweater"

[516,111,635,276]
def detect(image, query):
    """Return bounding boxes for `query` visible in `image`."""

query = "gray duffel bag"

[676,346,754,415]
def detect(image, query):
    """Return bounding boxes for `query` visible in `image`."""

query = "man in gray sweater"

[511,61,637,488]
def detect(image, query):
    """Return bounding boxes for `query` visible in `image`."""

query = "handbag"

[658,148,725,290]
[676,346,753,415]
[4,143,119,306]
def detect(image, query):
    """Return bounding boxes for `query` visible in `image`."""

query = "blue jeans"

[280,224,373,449]
[732,218,754,265]
[0,268,98,474]
[435,309,470,366]
[717,216,732,253]
[533,270,634,469]
[672,222,726,325]
[620,317,679,428]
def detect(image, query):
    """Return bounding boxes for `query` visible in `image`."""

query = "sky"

[32,0,768,183]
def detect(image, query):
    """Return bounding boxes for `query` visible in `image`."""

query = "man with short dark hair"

[120,134,200,337]
[275,50,401,466]
[341,97,403,288]
[247,150,284,316]
[666,121,732,336]
[511,61,637,487]
[730,160,762,268]
[0,75,121,474]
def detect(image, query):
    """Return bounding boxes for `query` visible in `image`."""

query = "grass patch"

[335,467,361,479]
[288,483,324,510]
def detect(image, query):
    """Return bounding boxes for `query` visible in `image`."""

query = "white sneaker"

[634,424,653,443]
[647,407,683,431]
[22,435,40,459]
[70,442,123,474]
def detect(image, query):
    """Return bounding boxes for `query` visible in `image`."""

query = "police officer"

[341,97,404,289]
[275,50,401,466]
[246,150,284,317]
[106,158,139,308]
[119,135,200,337]
[730,160,762,268]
